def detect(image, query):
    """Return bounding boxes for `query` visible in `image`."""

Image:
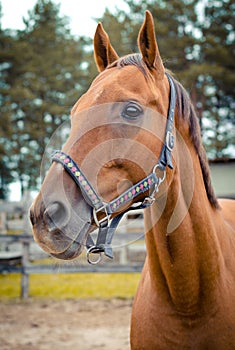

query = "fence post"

[119,244,128,265]
[21,191,33,299]
[21,240,30,299]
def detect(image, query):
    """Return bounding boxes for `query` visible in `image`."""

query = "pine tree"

[0,2,15,198]
[0,0,92,196]
[200,0,235,158]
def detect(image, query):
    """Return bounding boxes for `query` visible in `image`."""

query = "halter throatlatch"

[51,73,176,264]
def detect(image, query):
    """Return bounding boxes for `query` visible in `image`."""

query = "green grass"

[0,273,141,300]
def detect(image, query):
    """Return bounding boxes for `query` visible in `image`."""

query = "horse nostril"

[43,202,70,232]
[29,209,36,226]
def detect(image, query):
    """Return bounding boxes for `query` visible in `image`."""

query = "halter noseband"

[51,73,176,264]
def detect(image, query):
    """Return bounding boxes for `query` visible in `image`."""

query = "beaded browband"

[51,73,176,264]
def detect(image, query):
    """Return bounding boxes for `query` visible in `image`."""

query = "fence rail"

[0,234,145,299]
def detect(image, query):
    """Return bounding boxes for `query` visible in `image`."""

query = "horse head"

[30,11,175,261]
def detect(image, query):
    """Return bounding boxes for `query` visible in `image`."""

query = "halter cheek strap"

[159,73,176,170]
[51,73,176,264]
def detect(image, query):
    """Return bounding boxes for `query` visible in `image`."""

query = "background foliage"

[0,0,234,199]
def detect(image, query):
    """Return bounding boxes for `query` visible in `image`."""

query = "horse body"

[30,11,235,349]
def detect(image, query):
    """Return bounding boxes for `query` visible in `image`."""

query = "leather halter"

[51,73,176,264]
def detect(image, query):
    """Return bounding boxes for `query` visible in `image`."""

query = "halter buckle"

[93,205,110,227]
[142,196,156,207]
[166,130,174,151]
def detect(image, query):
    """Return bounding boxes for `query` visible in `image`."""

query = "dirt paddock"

[0,298,132,350]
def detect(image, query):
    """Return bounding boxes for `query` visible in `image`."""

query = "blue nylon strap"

[106,172,158,214]
[52,151,159,260]
[51,151,104,210]
[52,151,158,215]
[158,73,176,170]
[52,151,159,259]
[86,201,150,260]
[87,213,125,259]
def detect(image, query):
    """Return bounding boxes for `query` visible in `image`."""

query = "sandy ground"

[0,298,132,350]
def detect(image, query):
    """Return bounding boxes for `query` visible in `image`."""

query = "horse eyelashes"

[121,102,143,120]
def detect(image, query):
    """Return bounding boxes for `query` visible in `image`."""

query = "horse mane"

[172,78,219,209]
[108,53,219,209]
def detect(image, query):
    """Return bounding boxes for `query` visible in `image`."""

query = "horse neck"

[144,135,222,315]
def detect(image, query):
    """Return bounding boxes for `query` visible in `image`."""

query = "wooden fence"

[0,233,145,299]
[0,196,145,298]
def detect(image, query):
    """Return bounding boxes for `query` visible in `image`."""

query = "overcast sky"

[1,0,128,37]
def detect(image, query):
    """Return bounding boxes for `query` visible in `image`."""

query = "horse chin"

[32,221,92,261]
[50,239,84,260]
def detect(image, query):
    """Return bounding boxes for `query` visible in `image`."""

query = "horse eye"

[121,102,143,120]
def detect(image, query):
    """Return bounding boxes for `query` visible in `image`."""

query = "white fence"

[0,196,146,299]
[0,233,146,299]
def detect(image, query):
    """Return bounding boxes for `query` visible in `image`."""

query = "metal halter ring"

[153,164,166,184]
[86,246,103,265]
[152,164,166,193]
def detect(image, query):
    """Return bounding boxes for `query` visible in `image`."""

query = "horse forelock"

[108,53,149,77]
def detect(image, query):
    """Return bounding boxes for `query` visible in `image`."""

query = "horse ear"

[138,11,164,77]
[94,23,119,72]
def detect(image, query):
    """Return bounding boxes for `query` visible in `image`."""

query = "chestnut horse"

[30,11,235,349]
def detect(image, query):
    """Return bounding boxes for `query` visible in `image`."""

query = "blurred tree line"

[0,0,234,199]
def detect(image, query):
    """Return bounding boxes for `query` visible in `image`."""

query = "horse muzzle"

[30,192,93,260]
